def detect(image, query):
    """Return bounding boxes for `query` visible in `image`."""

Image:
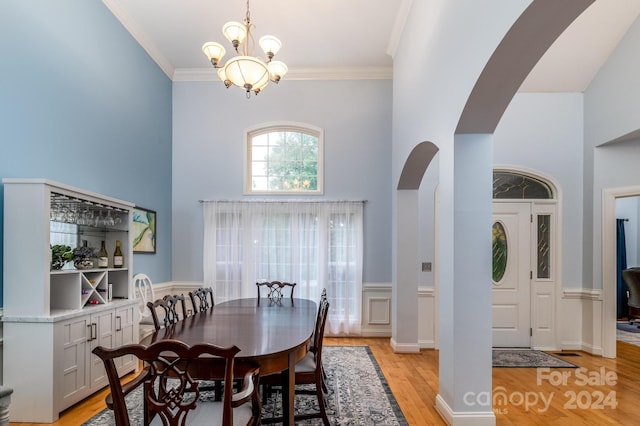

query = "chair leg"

[315,380,330,426]
[215,380,223,401]
[321,366,328,393]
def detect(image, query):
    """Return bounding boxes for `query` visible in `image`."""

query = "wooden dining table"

[145,297,318,425]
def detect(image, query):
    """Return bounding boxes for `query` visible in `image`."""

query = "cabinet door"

[58,316,90,409]
[115,305,137,373]
[89,310,116,390]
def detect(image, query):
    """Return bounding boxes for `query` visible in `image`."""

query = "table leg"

[281,351,296,425]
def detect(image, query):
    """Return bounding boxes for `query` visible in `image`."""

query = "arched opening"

[392,142,439,352]
[394,1,594,422]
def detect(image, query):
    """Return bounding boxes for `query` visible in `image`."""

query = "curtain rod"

[199,199,367,203]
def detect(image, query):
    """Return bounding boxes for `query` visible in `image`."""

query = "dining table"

[145,297,318,425]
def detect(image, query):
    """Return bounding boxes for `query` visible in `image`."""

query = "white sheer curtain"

[203,200,363,335]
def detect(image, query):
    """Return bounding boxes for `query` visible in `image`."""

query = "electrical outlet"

[422,262,432,272]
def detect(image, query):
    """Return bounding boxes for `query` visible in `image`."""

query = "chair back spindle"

[93,340,261,426]
[256,281,296,305]
[133,273,155,321]
[147,294,188,331]
[189,287,215,313]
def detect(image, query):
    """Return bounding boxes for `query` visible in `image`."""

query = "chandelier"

[202,0,288,97]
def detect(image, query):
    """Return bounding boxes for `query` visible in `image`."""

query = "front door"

[492,202,531,347]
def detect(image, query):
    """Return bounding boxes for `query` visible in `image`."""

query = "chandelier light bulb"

[259,35,282,59]
[222,21,247,50]
[268,60,288,83]
[202,42,226,66]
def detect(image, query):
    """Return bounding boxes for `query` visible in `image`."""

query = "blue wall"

[172,79,393,283]
[0,0,173,304]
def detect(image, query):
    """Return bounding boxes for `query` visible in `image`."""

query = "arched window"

[493,171,553,199]
[245,123,323,194]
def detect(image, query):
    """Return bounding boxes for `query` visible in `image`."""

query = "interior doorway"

[602,186,640,358]
[615,196,640,346]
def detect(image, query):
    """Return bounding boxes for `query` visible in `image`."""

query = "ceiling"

[103,0,640,92]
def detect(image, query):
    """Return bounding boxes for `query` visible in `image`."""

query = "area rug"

[84,346,408,425]
[617,328,640,346]
[617,321,640,333]
[492,349,578,368]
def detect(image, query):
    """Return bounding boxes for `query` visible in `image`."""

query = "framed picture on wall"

[132,206,156,254]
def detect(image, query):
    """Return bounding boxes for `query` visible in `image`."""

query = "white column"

[391,189,420,352]
[436,134,495,425]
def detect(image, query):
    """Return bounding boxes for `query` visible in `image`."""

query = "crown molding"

[102,0,175,79]
[173,66,392,82]
[387,0,413,59]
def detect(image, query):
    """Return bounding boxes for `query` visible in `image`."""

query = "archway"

[392,142,439,352]
[393,1,595,424]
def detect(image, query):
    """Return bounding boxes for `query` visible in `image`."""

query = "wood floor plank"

[12,338,640,425]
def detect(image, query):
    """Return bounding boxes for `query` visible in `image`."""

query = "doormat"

[492,349,578,368]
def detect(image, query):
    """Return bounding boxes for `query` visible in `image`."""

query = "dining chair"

[310,288,329,386]
[189,286,215,313]
[93,339,262,426]
[133,273,156,341]
[256,281,296,304]
[310,288,328,353]
[188,286,224,398]
[147,294,188,331]
[262,298,331,425]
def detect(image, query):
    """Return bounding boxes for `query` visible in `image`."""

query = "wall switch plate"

[422,262,432,272]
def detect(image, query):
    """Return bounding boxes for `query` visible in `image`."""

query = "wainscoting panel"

[368,298,390,325]
[561,288,601,353]
[144,282,202,316]
[361,284,393,337]
[418,287,436,348]
[138,283,600,355]
[559,289,584,350]
[150,282,400,338]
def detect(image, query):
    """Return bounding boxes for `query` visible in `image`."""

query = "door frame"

[602,185,640,358]
[492,166,561,350]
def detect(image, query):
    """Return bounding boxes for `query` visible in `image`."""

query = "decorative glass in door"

[492,221,508,282]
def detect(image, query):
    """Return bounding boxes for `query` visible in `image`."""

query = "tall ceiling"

[103,0,640,92]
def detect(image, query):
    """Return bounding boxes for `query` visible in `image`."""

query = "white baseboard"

[389,338,420,353]
[560,341,583,351]
[419,339,436,349]
[435,394,496,426]
[360,330,392,337]
[581,343,603,356]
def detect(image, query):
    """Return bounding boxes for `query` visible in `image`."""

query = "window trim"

[243,122,324,195]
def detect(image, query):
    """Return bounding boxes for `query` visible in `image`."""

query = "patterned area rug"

[84,346,407,425]
[492,349,578,368]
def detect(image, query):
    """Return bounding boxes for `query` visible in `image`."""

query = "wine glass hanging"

[50,193,127,228]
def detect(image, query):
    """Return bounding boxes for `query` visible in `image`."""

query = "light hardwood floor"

[11,337,640,425]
